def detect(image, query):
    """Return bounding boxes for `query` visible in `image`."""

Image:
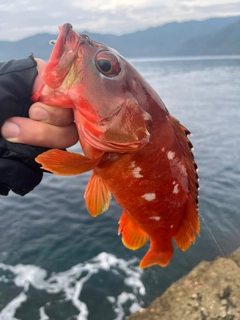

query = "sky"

[0,0,240,41]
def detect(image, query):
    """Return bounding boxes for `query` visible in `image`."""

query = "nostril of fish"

[80,34,91,43]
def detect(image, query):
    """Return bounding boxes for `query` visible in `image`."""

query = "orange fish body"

[34,23,199,268]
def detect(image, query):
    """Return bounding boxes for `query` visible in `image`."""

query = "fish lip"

[62,23,73,43]
[49,23,79,64]
[63,23,73,33]
[55,23,73,58]
[43,23,81,88]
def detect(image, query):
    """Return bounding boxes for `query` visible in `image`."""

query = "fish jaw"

[32,23,85,104]
[42,23,81,89]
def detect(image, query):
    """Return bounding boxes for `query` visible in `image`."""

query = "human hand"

[1,58,78,149]
[0,57,79,196]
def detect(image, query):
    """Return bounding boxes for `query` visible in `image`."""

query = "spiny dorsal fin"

[169,116,200,250]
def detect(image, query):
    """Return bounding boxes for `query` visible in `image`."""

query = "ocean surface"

[0,55,240,320]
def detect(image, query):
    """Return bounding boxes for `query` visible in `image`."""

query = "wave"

[0,253,145,320]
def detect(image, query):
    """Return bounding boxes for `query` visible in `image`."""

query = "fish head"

[36,23,153,153]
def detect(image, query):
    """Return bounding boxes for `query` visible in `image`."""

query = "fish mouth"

[54,23,75,59]
[43,23,81,88]
[63,22,73,35]
[60,23,74,46]
[49,23,81,65]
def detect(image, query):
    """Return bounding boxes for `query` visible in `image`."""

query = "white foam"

[0,291,27,320]
[130,302,141,314]
[107,296,116,303]
[0,253,145,320]
[113,292,139,320]
[39,307,50,320]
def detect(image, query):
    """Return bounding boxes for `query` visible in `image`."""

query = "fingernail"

[1,121,20,139]
[31,107,49,121]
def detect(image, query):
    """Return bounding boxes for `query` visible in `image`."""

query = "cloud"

[0,0,239,41]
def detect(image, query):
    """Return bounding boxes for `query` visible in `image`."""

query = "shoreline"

[127,248,240,320]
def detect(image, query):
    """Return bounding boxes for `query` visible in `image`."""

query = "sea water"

[0,56,239,320]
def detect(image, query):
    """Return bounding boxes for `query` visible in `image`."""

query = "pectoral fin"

[84,171,111,217]
[35,149,101,175]
[118,211,148,250]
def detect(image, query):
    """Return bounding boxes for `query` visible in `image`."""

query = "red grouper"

[34,23,200,268]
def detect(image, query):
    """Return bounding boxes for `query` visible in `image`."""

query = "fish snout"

[63,23,73,32]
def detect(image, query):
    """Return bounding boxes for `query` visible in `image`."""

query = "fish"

[33,23,199,268]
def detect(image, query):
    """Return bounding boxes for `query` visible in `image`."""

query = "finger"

[29,102,74,126]
[1,117,78,149]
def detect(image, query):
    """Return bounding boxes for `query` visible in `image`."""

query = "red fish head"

[36,23,153,153]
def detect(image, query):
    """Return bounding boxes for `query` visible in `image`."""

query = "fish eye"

[95,51,121,77]
[97,59,112,73]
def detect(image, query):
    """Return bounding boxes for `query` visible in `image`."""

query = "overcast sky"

[0,0,240,41]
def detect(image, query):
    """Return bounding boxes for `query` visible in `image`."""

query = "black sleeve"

[0,56,49,196]
[0,55,38,126]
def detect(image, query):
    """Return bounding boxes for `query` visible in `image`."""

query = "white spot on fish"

[167,151,175,160]
[132,167,143,178]
[129,161,135,168]
[170,225,174,228]
[142,112,151,121]
[109,153,120,161]
[142,193,156,201]
[173,181,176,185]
[161,148,165,152]
[169,158,188,193]
[173,184,179,194]
[149,216,161,221]
[132,78,137,89]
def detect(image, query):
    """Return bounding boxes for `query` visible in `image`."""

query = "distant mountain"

[0,16,239,61]
[174,18,240,55]
[109,16,240,57]
[0,33,57,61]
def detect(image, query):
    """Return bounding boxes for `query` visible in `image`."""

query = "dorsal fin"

[169,115,200,250]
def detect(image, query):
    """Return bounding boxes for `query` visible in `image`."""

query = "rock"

[126,248,240,320]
